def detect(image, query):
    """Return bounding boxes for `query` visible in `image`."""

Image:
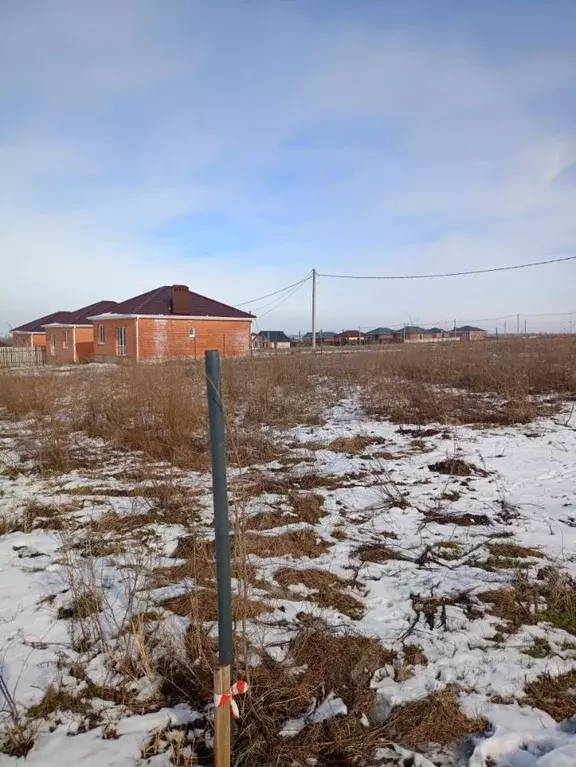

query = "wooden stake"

[214,665,231,767]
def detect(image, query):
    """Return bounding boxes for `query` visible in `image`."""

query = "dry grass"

[327,435,386,453]
[161,589,269,621]
[524,671,576,721]
[428,458,486,476]
[274,567,364,618]
[1,338,572,476]
[243,529,329,559]
[379,686,487,748]
[425,510,492,526]
[355,542,406,563]
[275,567,345,590]
[480,569,576,635]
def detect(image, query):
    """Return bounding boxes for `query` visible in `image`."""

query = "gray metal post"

[205,350,233,667]
[311,268,317,350]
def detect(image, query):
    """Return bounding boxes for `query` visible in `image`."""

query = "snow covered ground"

[0,396,575,765]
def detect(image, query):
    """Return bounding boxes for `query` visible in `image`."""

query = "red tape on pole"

[214,680,249,719]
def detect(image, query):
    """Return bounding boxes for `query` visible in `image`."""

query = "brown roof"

[97,285,254,319]
[44,300,118,326]
[0,339,10,347]
[335,329,365,338]
[12,310,72,333]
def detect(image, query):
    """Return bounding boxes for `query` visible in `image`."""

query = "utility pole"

[311,268,317,351]
[504,321,507,337]
[516,313,520,336]
[524,320,527,336]
[205,351,234,767]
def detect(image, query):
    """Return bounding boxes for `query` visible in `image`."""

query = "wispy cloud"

[1,0,575,332]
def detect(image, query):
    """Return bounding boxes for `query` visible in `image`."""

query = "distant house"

[365,327,394,344]
[392,326,428,342]
[90,284,254,361]
[301,331,336,345]
[253,330,291,350]
[0,339,10,348]
[427,327,446,339]
[45,301,118,364]
[456,325,486,341]
[334,330,365,345]
[12,310,70,349]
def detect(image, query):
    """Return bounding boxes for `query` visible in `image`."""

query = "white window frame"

[63,330,68,349]
[188,326,196,338]
[116,326,127,356]
[50,333,56,355]
[98,324,106,345]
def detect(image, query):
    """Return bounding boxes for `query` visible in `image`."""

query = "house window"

[98,324,106,344]
[50,333,56,355]
[188,327,196,338]
[63,330,68,349]
[116,327,127,356]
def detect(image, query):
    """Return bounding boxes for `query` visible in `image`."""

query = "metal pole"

[311,268,317,351]
[205,350,233,767]
[205,350,233,667]
[504,321,507,337]
[516,313,520,336]
[524,320,527,337]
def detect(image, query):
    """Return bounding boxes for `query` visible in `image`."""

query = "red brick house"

[456,325,487,341]
[334,330,365,345]
[365,327,394,344]
[12,310,70,349]
[45,301,118,364]
[90,285,254,361]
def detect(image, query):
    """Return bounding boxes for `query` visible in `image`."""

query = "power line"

[318,254,576,280]
[235,273,312,306]
[256,278,311,320]
[247,276,312,316]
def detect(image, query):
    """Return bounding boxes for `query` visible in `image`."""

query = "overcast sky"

[1,0,576,334]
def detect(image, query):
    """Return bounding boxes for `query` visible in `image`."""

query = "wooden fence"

[0,347,46,367]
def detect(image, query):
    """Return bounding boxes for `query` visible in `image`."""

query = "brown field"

[0,336,575,764]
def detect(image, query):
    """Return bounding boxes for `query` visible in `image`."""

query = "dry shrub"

[289,492,326,524]
[243,509,291,531]
[327,435,385,453]
[485,542,543,570]
[355,543,405,563]
[425,510,491,527]
[403,643,428,667]
[0,501,75,535]
[154,535,256,587]
[380,686,487,748]
[275,567,345,590]
[428,458,485,476]
[232,628,395,765]
[243,529,329,559]
[524,671,576,721]
[486,543,542,559]
[161,589,269,622]
[311,588,365,619]
[274,567,363,619]
[480,569,576,634]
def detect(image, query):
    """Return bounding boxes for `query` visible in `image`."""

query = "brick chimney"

[170,285,190,315]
